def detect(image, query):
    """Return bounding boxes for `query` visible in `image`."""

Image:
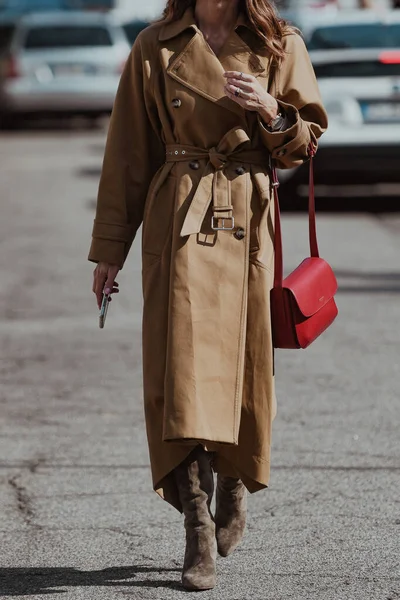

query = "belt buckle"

[211,216,235,231]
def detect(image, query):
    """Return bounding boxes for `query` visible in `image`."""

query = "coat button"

[189,160,200,170]
[276,148,287,157]
[234,227,246,240]
[171,98,182,108]
[235,166,246,175]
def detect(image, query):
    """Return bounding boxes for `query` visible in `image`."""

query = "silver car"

[311,13,400,186]
[309,48,400,189]
[279,12,400,195]
[279,3,394,42]
[2,11,131,120]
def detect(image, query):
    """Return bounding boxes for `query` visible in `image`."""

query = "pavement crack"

[8,474,34,525]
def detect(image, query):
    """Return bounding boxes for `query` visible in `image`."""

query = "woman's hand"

[224,71,279,124]
[92,262,120,309]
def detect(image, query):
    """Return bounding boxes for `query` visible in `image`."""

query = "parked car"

[1,11,130,123]
[279,6,340,42]
[0,0,67,15]
[279,3,396,42]
[312,47,400,185]
[279,14,400,201]
[308,10,400,49]
[0,0,114,16]
[278,0,392,8]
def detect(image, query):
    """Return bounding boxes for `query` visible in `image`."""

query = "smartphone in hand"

[99,292,111,329]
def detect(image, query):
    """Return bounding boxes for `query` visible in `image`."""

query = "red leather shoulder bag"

[270,145,339,349]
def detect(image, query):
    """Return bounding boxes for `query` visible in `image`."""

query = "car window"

[24,25,113,49]
[0,24,16,51]
[308,24,400,50]
[122,21,148,45]
[314,60,400,78]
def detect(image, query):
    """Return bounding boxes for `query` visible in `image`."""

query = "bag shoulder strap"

[272,143,319,289]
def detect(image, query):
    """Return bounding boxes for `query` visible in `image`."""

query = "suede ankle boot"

[215,475,247,557]
[174,446,217,591]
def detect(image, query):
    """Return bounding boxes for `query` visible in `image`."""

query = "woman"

[89,0,328,591]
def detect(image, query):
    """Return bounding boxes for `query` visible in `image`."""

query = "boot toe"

[182,572,216,591]
[216,521,245,557]
[182,565,217,592]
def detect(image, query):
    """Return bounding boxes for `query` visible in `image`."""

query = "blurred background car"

[0,0,115,17]
[277,0,395,41]
[1,0,400,205]
[0,10,130,126]
[313,14,400,183]
[278,0,392,5]
[0,0,66,15]
[312,47,400,183]
[308,9,400,48]
[277,9,400,207]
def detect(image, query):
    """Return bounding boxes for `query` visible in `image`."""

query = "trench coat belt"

[165,127,270,238]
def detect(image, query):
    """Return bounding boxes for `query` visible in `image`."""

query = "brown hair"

[161,0,291,62]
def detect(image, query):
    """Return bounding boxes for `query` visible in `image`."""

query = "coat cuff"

[91,219,134,243]
[258,101,311,167]
[88,237,128,269]
[88,219,136,269]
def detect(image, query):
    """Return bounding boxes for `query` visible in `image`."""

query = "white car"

[278,0,391,8]
[279,3,394,42]
[311,14,400,185]
[1,11,130,121]
[279,13,400,193]
[313,48,400,186]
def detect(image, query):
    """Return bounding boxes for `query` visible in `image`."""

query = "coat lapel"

[160,9,272,119]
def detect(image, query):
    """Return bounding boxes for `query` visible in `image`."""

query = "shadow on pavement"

[0,566,182,596]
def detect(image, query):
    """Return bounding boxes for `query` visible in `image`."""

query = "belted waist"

[165,145,269,169]
[165,127,270,237]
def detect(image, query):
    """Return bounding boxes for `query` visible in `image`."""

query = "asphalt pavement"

[0,126,399,600]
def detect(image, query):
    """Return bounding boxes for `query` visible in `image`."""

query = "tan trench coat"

[88,7,328,511]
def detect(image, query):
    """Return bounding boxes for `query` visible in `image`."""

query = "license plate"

[361,101,400,123]
[52,63,98,77]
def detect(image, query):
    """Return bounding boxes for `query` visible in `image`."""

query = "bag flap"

[283,257,338,317]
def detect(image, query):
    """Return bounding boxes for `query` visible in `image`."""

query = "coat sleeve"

[88,33,164,269]
[258,32,328,169]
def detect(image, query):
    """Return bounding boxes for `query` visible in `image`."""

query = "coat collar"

[160,8,271,119]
